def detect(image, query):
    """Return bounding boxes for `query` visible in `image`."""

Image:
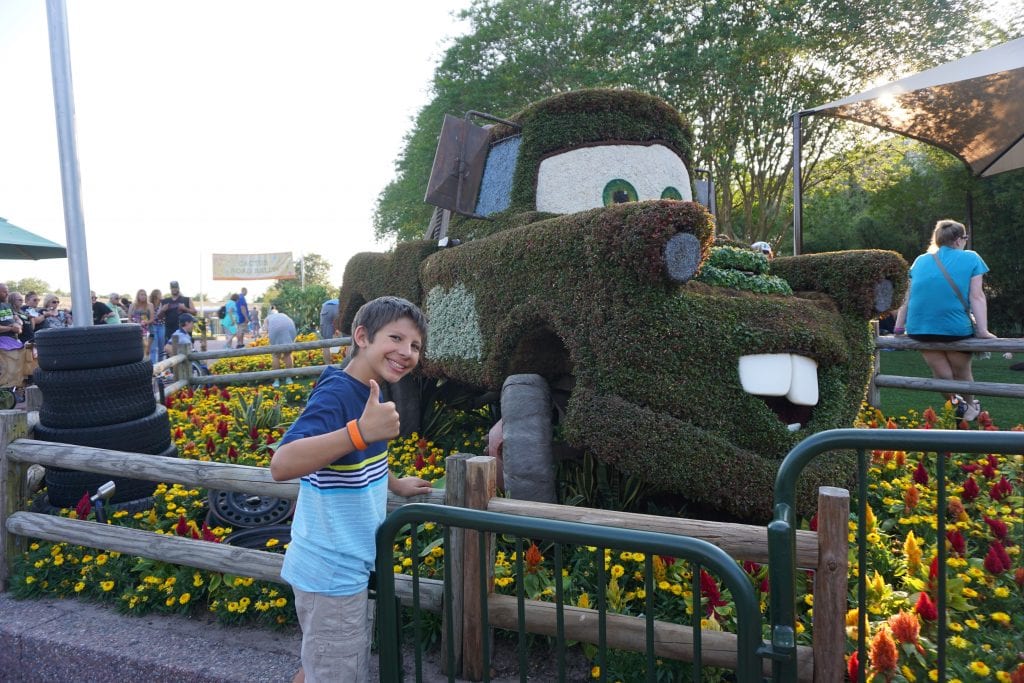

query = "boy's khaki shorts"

[293,587,375,683]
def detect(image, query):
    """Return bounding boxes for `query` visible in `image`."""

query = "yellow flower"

[25,576,36,584]
[100,581,114,592]
[610,564,625,579]
[179,593,191,605]
[591,666,600,679]
[165,596,176,607]
[991,612,1011,626]
[968,662,990,677]
[577,593,590,609]
[227,601,239,613]
[265,538,279,548]
[74,581,85,593]
[274,597,287,608]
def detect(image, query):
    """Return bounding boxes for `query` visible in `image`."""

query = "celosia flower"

[946,529,966,556]
[912,461,929,485]
[888,610,925,653]
[961,476,980,502]
[1011,663,1024,683]
[175,514,190,537]
[75,492,91,521]
[869,626,899,672]
[903,484,920,511]
[984,541,1012,575]
[982,454,999,479]
[847,651,859,681]
[700,569,728,617]
[524,542,543,573]
[922,407,938,425]
[984,515,1009,541]
[990,475,1013,501]
[904,531,923,575]
[914,592,937,621]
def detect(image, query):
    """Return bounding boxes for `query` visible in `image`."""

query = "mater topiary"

[339,89,908,521]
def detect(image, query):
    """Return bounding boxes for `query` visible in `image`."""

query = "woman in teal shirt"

[894,219,996,421]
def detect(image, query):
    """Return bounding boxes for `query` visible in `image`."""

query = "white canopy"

[807,37,1024,177]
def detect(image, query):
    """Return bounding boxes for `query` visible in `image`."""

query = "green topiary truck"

[339,89,907,521]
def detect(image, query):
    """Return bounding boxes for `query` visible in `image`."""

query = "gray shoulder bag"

[930,252,976,331]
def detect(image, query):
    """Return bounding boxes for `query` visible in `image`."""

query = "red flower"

[75,491,91,520]
[946,529,965,556]
[265,433,277,445]
[961,476,979,502]
[227,445,238,461]
[174,427,184,439]
[1011,663,1024,683]
[201,522,220,543]
[984,541,1012,575]
[205,436,215,454]
[414,452,426,470]
[217,420,229,438]
[914,592,938,621]
[1016,568,1024,587]
[922,407,938,425]
[658,555,676,567]
[982,454,999,479]
[912,461,929,485]
[219,403,230,416]
[175,514,190,537]
[990,475,1013,501]
[808,513,818,531]
[220,389,231,400]
[984,515,1009,542]
[524,542,543,573]
[249,427,259,440]
[846,650,859,681]
[885,418,898,429]
[700,569,729,617]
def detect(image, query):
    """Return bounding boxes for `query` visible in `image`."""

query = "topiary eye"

[661,186,683,200]
[603,179,638,206]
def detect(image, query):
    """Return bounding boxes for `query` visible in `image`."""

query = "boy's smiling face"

[348,317,423,385]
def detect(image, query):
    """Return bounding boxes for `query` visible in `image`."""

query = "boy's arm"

[270,379,401,481]
[389,471,433,497]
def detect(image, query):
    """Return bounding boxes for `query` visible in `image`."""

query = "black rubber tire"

[44,442,179,507]
[34,324,146,371]
[36,360,156,428]
[32,405,172,455]
[29,490,156,516]
[222,524,291,551]
[206,489,296,528]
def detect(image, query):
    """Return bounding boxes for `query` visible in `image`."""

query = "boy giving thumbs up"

[271,296,432,683]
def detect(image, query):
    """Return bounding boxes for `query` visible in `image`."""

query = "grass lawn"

[876,349,1024,428]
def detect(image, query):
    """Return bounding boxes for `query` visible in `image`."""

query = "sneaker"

[962,400,982,422]
[951,394,967,418]
[272,379,280,388]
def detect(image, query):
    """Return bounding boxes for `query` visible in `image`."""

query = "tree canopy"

[375,0,998,244]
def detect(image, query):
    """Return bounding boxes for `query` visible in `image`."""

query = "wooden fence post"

[441,453,472,676]
[462,455,496,681]
[812,486,850,683]
[0,410,29,591]
[172,342,194,386]
[868,320,881,408]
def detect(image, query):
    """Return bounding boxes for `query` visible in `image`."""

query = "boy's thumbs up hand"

[357,379,400,444]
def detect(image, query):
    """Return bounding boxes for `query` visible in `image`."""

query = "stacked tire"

[33,324,178,507]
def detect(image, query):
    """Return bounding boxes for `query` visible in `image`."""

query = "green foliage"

[229,389,284,433]
[375,0,990,246]
[267,282,332,334]
[704,245,769,275]
[695,264,793,295]
[7,277,51,296]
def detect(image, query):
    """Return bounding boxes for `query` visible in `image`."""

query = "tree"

[7,277,51,296]
[269,282,332,334]
[294,253,334,289]
[374,0,991,245]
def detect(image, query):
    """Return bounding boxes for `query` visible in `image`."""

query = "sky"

[0,0,471,303]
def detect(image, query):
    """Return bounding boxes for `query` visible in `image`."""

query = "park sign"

[212,252,296,280]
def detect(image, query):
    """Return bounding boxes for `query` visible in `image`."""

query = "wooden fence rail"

[868,326,1024,407]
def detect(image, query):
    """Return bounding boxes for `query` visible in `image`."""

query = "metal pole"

[791,112,803,256]
[45,0,91,325]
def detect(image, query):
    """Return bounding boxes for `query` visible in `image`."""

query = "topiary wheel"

[206,489,296,528]
[35,360,156,428]
[34,324,146,371]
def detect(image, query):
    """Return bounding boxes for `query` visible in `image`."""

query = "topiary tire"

[32,405,172,455]
[35,360,156,428]
[44,442,179,507]
[222,524,291,552]
[34,324,146,371]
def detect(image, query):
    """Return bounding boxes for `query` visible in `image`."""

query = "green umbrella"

[0,217,67,260]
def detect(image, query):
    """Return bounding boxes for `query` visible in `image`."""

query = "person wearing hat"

[751,241,774,260]
[164,313,196,357]
[158,281,197,343]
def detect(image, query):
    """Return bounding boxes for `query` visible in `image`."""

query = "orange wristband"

[346,419,368,451]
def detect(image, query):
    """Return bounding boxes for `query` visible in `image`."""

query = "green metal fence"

[769,427,1024,683]
[375,503,766,682]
